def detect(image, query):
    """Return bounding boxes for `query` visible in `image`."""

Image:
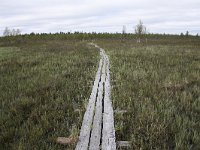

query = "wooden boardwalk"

[75,44,116,150]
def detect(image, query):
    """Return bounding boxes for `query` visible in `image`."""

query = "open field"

[0,34,200,149]
[0,40,98,149]
[97,39,200,149]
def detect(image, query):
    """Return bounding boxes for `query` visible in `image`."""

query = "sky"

[0,0,200,35]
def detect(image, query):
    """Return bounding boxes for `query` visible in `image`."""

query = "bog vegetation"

[97,38,200,149]
[0,32,200,149]
[0,38,98,149]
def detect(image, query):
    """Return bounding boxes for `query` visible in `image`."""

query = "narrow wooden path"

[75,44,116,150]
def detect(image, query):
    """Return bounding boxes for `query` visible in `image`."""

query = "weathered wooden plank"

[76,44,116,150]
[75,58,103,150]
[114,110,128,114]
[89,57,106,150]
[102,50,116,150]
[117,141,131,148]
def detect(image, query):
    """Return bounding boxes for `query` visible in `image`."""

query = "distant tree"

[180,32,184,36]
[3,27,11,36]
[3,27,21,36]
[11,29,16,36]
[121,25,127,41]
[134,20,147,43]
[30,32,35,35]
[185,31,189,36]
[196,33,199,37]
[122,25,126,34]
[16,29,21,35]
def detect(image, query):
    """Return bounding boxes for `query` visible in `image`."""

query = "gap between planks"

[75,44,116,150]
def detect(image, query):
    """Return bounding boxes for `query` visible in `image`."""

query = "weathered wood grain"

[89,57,106,150]
[76,44,116,150]
[75,58,103,150]
[102,51,116,150]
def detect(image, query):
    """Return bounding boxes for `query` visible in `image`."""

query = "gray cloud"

[0,0,200,35]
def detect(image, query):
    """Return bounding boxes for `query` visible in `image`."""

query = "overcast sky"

[0,0,200,35]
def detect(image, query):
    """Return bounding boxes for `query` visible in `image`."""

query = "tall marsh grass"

[0,40,98,149]
[97,39,200,149]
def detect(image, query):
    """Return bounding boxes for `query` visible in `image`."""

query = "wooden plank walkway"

[76,44,116,150]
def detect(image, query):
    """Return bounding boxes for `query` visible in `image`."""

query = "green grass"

[97,40,200,149]
[0,47,20,60]
[0,35,200,150]
[0,40,98,149]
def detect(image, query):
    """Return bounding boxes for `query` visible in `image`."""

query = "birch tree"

[3,27,11,36]
[134,20,147,43]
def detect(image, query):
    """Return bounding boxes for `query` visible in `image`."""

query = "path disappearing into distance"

[75,44,116,150]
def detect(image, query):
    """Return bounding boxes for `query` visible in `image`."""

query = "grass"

[97,39,200,149]
[0,40,98,149]
[0,35,199,150]
[0,47,20,60]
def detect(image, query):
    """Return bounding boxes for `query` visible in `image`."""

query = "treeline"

[0,31,199,46]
